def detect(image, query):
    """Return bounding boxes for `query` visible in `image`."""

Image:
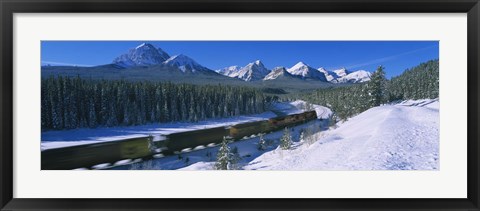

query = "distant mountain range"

[42,43,372,95]
[109,43,371,83]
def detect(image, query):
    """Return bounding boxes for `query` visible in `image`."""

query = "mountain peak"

[254,60,263,66]
[287,62,327,81]
[135,43,154,50]
[263,66,295,81]
[113,43,170,67]
[218,60,270,81]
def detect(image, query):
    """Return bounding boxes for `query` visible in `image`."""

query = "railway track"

[41,111,319,170]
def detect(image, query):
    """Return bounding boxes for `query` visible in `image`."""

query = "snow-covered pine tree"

[257,133,267,151]
[215,136,231,170]
[280,127,292,150]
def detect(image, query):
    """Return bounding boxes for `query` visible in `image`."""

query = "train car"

[41,111,319,170]
[268,111,318,130]
[302,110,318,120]
[41,136,153,170]
[228,120,271,140]
[164,126,229,153]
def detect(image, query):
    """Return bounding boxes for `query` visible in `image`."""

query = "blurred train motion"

[41,111,318,170]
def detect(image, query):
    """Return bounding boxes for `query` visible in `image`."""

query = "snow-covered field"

[244,99,439,170]
[109,99,439,170]
[41,100,328,150]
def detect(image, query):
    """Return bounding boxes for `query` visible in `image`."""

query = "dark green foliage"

[280,127,292,150]
[214,137,242,170]
[41,76,271,131]
[388,60,439,101]
[215,136,231,170]
[301,84,370,121]
[367,66,388,107]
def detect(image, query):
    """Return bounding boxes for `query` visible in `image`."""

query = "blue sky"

[41,41,438,78]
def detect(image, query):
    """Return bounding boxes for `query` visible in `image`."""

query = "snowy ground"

[41,100,329,150]
[108,99,438,170]
[244,99,439,170]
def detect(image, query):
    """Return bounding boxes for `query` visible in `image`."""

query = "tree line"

[299,59,439,120]
[41,76,273,131]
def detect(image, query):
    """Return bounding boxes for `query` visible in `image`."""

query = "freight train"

[41,111,318,170]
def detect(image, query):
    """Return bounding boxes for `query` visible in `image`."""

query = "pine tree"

[367,65,387,107]
[41,77,272,131]
[299,131,306,143]
[215,136,231,170]
[257,133,267,151]
[280,127,292,150]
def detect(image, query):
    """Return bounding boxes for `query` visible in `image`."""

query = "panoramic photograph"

[41,41,439,170]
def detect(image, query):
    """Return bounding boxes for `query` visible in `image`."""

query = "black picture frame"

[1,0,479,210]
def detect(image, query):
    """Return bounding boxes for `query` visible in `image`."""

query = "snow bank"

[397,98,439,110]
[245,99,439,170]
[179,162,215,170]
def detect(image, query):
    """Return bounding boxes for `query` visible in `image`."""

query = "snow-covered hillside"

[245,99,439,170]
[162,99,438,171]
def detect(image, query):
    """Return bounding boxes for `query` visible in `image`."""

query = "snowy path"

[244,99,439,170]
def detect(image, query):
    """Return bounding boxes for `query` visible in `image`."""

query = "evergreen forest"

[41,77,272,131]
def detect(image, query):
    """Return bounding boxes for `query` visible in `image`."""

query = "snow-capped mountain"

[263,67,297,81]
[333,68,349,77]
[224,60,271,81]
[112,43,170,67]
[317,67,338,82]
[334,70,372,83]
[163,54,211,73]
[216,65,241,76]
[109,43,372,83]
[287,62,327,81]
[318,67,371,83]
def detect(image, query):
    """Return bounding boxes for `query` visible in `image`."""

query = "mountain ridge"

[51,42,373,84]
